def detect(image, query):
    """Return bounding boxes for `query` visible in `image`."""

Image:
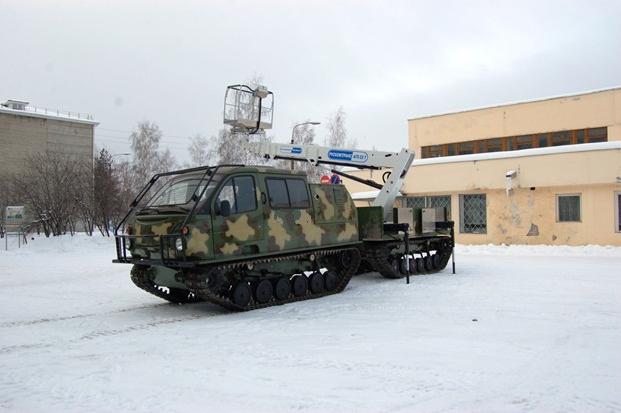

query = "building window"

[405,195,452,219]
[551,131,571,146]
[575,130,585,144]
[587,127,607,143]
[458,142,474,155]
[557,194,581,222]
[516,135,534,149]
[428,195,452,219]
[615,192,621,232]
[459,194,486,233]
[426,145,443,158]
[419,126,608,159]
[404,196,426,210]
[486,138,502,152]
[537,133,549,148]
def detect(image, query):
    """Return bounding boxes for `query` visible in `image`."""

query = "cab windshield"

[147,174,221,208]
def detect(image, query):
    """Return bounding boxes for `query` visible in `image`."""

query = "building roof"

[0,101,99,126]
[408,85,621,122]
[351,189,404,200]
[412,141,621,166]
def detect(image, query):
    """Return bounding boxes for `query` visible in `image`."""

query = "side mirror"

[219,200,231,217]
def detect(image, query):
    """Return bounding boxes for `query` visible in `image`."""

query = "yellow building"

[344,87,621,246]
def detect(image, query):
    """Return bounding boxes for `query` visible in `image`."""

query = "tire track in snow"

[0,342,53,355]
[0,308,225,355]
[0,302,174,328]
[78,313,212,340]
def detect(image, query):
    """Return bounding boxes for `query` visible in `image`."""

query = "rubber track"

[189,247,361,311]
[366,243,453,279]
[130,266,202,304]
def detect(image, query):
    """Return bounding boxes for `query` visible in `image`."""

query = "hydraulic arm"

[244,141,415,220]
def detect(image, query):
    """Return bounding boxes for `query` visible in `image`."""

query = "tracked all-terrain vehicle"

[113,84,454,310]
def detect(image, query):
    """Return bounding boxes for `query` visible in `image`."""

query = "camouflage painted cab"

[114,165,362,310]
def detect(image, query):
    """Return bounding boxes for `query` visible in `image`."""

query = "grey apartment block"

[0,100,98,178]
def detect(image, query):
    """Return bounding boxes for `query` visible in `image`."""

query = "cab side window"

[216,176,257,214]
[266,178,289,208]
[266,178,309,208]
[287,179,310,208]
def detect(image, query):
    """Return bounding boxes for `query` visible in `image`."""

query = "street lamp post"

[290,121,320,170]
[111,153,131,163]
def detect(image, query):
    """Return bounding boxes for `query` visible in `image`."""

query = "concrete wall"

[409,88,621,158]
[0,112,94,178]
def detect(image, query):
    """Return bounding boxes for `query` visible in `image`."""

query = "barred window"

[404,195,451,219]
[404,196,426,210]
[616,192,621,232]
[557,194,581,222]
[428,196,452,219]
[460,194,486,233]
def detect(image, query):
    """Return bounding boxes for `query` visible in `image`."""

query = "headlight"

[175,238,184,251]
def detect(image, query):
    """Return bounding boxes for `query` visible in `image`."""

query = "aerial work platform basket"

[223,84,274,134]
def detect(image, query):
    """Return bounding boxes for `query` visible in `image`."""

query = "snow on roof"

[351,190,379,200]
[0,101,98,125]
[412,141,621,166]
[351,190,404,200]
[409,85,621,121]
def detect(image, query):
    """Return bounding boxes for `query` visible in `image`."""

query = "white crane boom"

[244,141,415,220]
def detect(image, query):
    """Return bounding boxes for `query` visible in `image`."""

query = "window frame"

[615,191,621,233]
[286,178,311,208]
[556,193,581,223]
[265,177,310,209]
[419,127,607,159]
[459,193,487,234]
[214,175,258,215]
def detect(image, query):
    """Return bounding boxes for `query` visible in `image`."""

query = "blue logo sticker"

[280,146,303,155]
[327,150,368,163]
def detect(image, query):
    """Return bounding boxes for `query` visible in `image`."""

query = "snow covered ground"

[1,235,620,412]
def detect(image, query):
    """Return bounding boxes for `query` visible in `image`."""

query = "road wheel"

[424,255,434,271]
[292,276,308,297]
[274,277,291,301]
[340,250,354,269]
[309,272,324,294]
[254,279,273,304]
[232,282,251,307]
[415,258,425,273]
[324,271,338,291]
[409,257,418,274]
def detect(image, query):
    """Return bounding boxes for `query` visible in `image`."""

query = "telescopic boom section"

[244,141,415,220]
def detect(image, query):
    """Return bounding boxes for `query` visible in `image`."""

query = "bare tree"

[216,127,272,165]
[11,152,92,236]
[325,106,357,148]
[113,160,137,225]
[156,147,178,173]
[129,121,162,188]
[93,149,119,236]
[286,122,323,181]
[187,134,216,167]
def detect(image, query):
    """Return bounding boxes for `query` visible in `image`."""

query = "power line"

[94,135,192,148]
[97,127,203,141]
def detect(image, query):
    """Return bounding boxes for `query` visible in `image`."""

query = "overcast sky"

[2,0,620,163]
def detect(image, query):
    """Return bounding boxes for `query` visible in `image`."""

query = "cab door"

[211,175,265,258]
